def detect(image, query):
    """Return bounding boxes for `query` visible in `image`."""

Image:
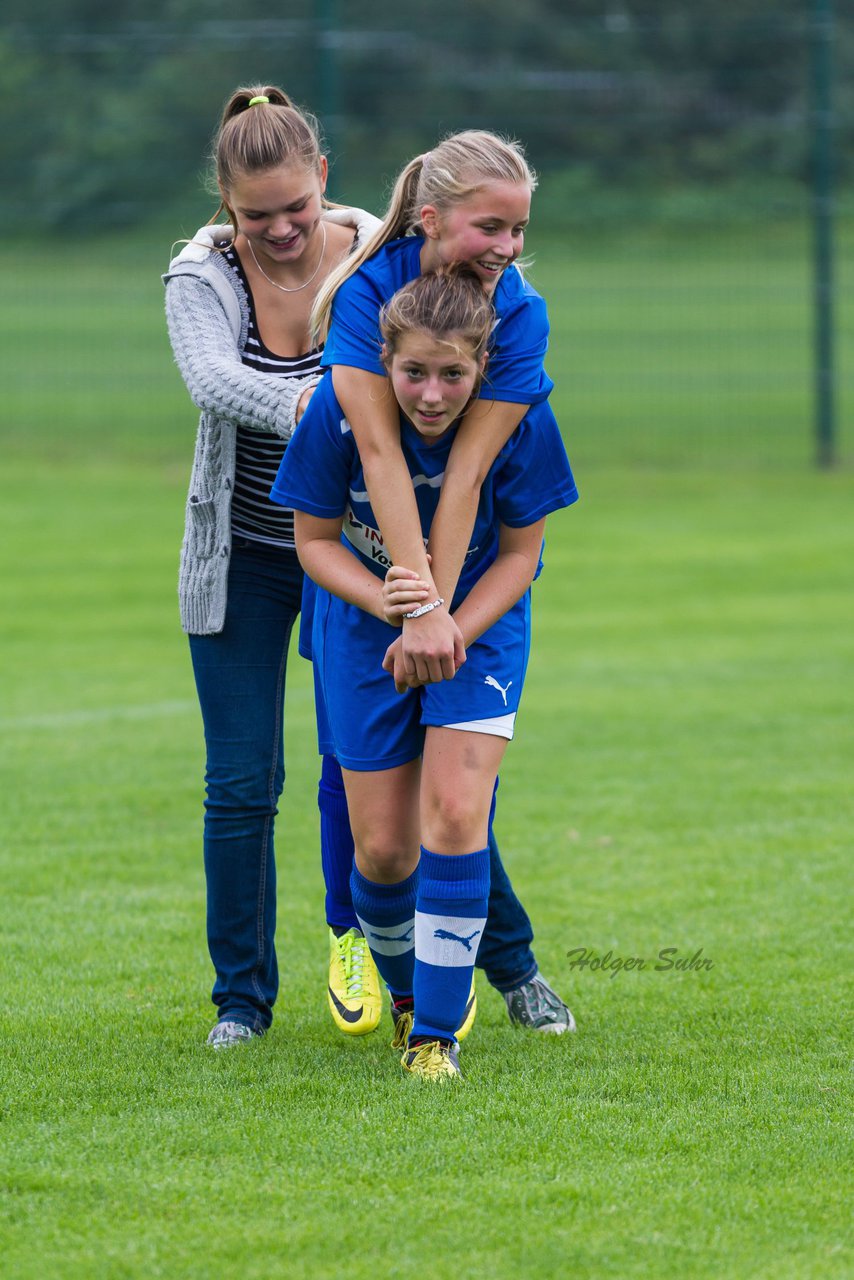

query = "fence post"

[316,0,341,166]
[811,0,836,468]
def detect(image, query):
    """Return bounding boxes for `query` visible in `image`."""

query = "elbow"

[293,539,311,575]
[296,541,326,582]
[293,518,312,570]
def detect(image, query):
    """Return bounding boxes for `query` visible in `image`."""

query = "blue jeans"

[476,835,538,991]
[479,783,537,992]
[189,538,304,1032]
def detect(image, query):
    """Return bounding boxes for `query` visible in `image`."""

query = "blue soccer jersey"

[320,237,554,405]
[271,377,577,769]
[270,374,576,609]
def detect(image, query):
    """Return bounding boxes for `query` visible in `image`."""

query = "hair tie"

[247,96,270,107]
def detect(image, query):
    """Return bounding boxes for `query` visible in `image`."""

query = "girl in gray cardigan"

[165,84,379,1047]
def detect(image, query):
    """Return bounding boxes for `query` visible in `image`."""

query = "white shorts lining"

[440,712,516,740]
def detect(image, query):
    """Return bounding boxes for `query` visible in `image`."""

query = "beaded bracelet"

[402,597,445,620]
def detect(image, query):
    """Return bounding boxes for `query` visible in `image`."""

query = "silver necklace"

[246,222,328,294]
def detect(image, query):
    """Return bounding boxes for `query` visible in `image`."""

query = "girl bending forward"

[272,271,578,1081]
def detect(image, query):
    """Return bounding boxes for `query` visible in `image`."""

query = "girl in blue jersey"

[273,271,578,1080]
[310,133,576,1039]
[311,130,550,690]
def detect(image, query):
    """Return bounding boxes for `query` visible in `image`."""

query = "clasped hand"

[381,564,466,693]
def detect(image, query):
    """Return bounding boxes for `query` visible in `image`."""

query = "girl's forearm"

[297,535,386,621]
[425,472,480,606]
[451,554,532,646]
[427,399,528,602]
[166,276,316,437]
[451,521,545,646]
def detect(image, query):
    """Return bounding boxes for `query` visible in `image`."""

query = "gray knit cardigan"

[163,208,380,635]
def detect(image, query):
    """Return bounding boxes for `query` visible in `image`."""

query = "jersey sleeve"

[320,269,386,377]
[491,401,578,526]
[269,378,354,517]
[481,279,553,405]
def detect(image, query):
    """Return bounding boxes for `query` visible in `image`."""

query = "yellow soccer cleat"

[455,976,477,1042]
[390,1000,414,1052]
[401,1039,462,1082]
[327,927,382,1035]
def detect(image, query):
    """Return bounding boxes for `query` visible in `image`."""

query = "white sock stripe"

[355,914,415,956]
[414,911,488,968]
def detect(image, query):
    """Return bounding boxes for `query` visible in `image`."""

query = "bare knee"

[355,835,418,885]
[421,790,487,854]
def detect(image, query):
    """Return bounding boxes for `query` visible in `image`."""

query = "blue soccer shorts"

[311,587,531,771]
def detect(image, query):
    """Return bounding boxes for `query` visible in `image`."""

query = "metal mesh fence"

[1,3,852,467]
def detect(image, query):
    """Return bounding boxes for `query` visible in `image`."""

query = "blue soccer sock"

[413,846,490,1044]
[318,754,359,932]
[350,864,418,1000]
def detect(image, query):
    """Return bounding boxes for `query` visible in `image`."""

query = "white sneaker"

[207,1020,262,1048]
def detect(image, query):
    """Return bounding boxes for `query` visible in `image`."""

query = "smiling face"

[419,180,532,295]
[223,159,327,274]
[387,331,485,441]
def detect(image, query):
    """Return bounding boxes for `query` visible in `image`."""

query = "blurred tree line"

[1,0,852,231]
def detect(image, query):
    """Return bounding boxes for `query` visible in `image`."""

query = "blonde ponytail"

[311,154,425,343]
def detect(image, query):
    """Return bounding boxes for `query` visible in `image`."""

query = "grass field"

[0,227,852,1278]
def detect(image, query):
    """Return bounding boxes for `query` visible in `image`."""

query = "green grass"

[1,228,852,1278]
[536,219,854,469]
[2,219,853,469]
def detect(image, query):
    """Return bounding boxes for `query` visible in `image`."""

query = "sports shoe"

[504,971,576,1034]
[456,976,477,1042]
[390,999,414,1052]
[389,977,477,1051]
[327,927,382,1035]
[401,1039,462,1082]
[207,1020,262,1049]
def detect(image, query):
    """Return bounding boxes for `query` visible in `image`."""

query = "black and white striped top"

[224,247,322,548]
